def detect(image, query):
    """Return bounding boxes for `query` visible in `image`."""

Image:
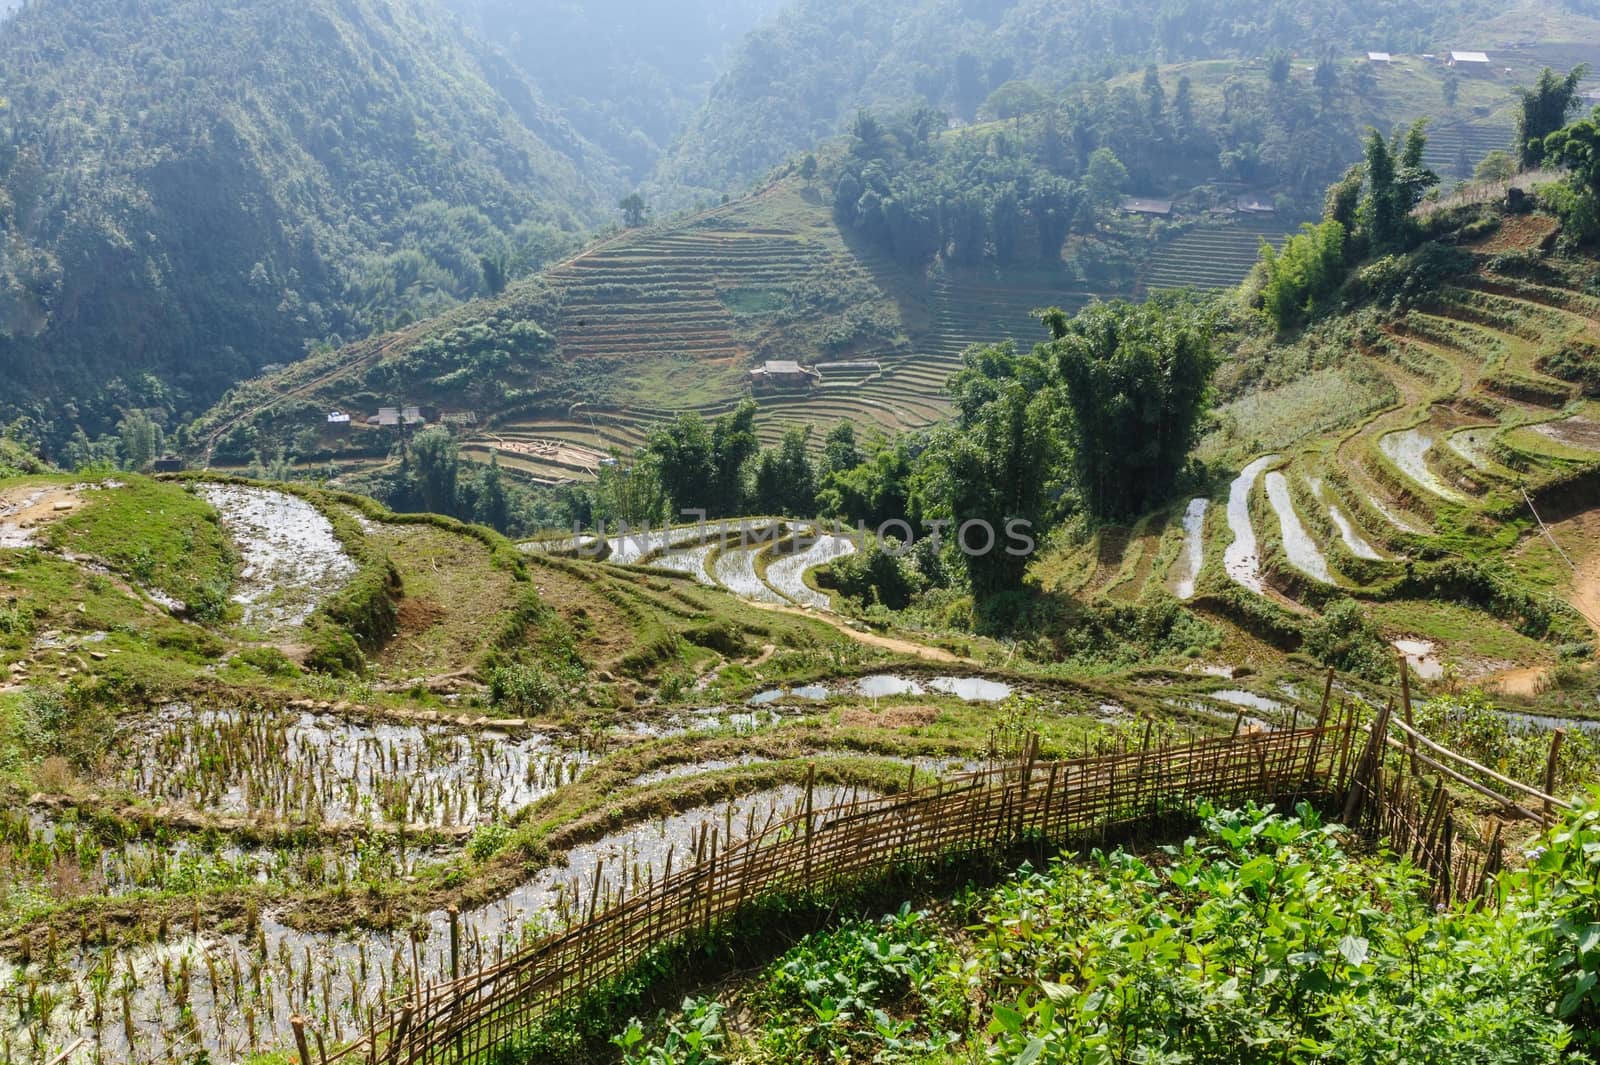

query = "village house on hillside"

[1119,197,1173,217]
[1447,50,1491,71]
[750,359,820,391]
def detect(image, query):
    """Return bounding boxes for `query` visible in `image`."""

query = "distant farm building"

[750,359,820,391]
[1367,52,1393,64]
[1448,51,1491,70]
[1234,197,1277,214]
[1119,197,1174,217]
[152,455,183,473]
[326,410,351,425]
[373,407,400,427]
[402,405,426,426]
[441,411,478,428]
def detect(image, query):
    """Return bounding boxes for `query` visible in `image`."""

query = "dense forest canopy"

[657,0,1503,198]
[0,0,609,443]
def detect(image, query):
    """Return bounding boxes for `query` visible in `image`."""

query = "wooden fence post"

[1398,654,1420,777]
[1544,729,1566,822]
[448,905,460,982]
[292,1016,312,1065]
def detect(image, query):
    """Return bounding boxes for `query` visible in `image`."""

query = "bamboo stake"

[1544,729,1566,820]
[1398,654,1419,777]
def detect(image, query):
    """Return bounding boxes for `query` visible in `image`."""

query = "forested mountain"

[0,0,612,443]
[657,0,1502,198]
[443,0,783,183]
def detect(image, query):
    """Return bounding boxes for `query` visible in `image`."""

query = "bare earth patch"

[840,705,940,729]
[0,484,81,547]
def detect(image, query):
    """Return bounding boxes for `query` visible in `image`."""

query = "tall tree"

[1517,65,1591,168]
[646,413,715,516]
[709,401,760,516]
[619,192,649,227]
[754,425,816,516]
[1046,299,1218,521]
[411,427,460,516]
[476,451,511,532]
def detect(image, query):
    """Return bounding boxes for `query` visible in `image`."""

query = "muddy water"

[765,535,857,610]
[1168,498,1209,600]
[1378,430,1468,504]
[1311,478,1385,561]
[712,541,790,605]
[1224,456,1278,594]
[6,809,448,901]
[113,707,590,828]
[608,519,764,566]
[1264,472,1331,584]
[0,788,875,1064]
[1448,427,1499,470]
[201,485,357,634]
[648,541,718,584]
[1393,638,1444,681]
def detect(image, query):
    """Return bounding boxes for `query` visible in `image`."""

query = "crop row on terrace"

[1071,220,1600,685]
[6,652,1272,1065]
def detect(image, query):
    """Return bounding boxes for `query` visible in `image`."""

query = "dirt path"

[751,601,976,665]
[1522,505,1600,634]
[0,483,81,546]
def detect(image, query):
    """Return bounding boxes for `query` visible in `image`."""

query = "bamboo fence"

[325,712,1360,1065]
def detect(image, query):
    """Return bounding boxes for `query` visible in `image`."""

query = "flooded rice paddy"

[1168,498,1208,601]
[200,486,357,634]
[1224,456,1277,594]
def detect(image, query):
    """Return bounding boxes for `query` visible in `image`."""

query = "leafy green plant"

[614,998,729,1065]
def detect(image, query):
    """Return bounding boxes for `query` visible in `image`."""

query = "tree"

[1084,148,1129,210]
[619,192,649,227]
[1473,149,1518,183]
[799,153,819,183]
[1173,76,1195,134]
[982,81,1045,123]
[116,409,163,471]
[710,401,760,515]
[411,426,460,516]
[925,343,1058,596]
[1266,51,1292,87]
[1546,113,1600,196]
[1443,72,1460,111]
[1323,164,1364,235]
[480,253,508,297]
[850,109,888,159]
[646,413,714,515]
[1141,64,1166,122]
[1360,129,1402,249]
[1030,177,1082,260]
[475,451,511,532]
[1046,298,1218,521]
[1517,65,1590,168]
[754,425,816,515]
[1256,221,1347,331]
[1314,54,1340,108]
[819,421,860,479]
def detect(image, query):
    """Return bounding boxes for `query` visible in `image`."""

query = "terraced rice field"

[1077,217,1600,664]
[1265,471,1331,584]
[1420,121,1516,182]
[1224,456,1277,593]
[527,521,863,614]
[1142,216,1304,293]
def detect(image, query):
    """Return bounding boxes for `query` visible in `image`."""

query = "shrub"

[305,627,365,676]
[488,662,564,715]
[234,646,298,677]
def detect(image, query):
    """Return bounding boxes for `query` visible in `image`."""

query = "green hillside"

[442,0,784,182]
[656,0,1502,199]
[193,46,1571,491]
[0,0,613,444]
